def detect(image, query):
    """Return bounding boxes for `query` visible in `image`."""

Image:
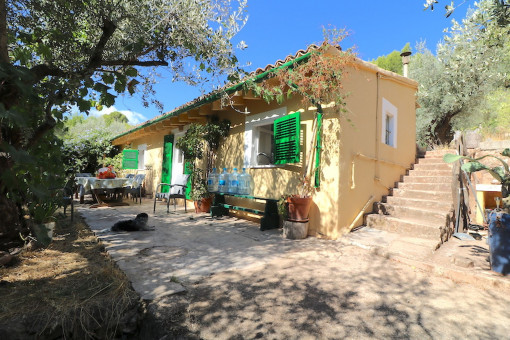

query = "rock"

[0,251,13,266]
[283,221,309,240]
[453,256,474,268]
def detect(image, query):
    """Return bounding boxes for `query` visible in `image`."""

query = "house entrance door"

[171,132,185,183]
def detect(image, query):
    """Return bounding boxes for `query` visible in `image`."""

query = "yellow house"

[112,45,418,239]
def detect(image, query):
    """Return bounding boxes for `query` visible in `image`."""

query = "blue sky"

[101,0,473,125]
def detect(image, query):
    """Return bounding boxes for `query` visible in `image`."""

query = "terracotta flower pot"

[194,197,212,213]
[287,196,312,222]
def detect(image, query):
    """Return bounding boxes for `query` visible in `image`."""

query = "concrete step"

[403,175,453,184]
[391,188,452,201]
[397,182,452,191]
[417,157,451,165]
[384,196,453,211]
[413,163,452,171]
[408,169,452,177]
[374,202,449,224]
[424,149,456,157]
[365,214,446,241]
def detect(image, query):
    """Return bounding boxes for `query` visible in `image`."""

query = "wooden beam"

[198,104,212,116]
[211,100,224,111]
[190,117,207,124]
[242,90,262,101]
[187,111,201,119]
[162,120,174,127]
[229,95,245,107]
[169,116,186,126]
[178,113,192,123]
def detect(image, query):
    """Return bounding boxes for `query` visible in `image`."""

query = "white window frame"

[137,144,147,170]
[381,98,397,148]
[244,107,286,168]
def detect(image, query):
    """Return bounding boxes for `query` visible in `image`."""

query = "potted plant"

[28,200,59,247]
[176,118,229,213]
[444,148,510,274]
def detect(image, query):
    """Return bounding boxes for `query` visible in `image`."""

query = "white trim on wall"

[381,98,398,148]
[137,143,147,169]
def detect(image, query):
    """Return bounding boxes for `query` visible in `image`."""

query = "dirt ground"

[143,244,510,340]
[3,211,510,339]
[0,213,140,339]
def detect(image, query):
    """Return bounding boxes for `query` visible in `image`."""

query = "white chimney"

[400,51,412,77]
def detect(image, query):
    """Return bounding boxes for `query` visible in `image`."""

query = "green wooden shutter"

[122,149,139,169]
[161,135,174,193]
[273,112,300,165]
[184,160,192,199]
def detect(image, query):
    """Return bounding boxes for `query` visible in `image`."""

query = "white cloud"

[90,106,147,125]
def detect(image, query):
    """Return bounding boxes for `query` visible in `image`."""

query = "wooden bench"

[210,193,280,231]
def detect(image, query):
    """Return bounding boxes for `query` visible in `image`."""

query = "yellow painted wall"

[122,132,167,195]
[335,64,417,238]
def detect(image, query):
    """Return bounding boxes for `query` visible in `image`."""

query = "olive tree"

[0,0,247,238]
[411,0,509,146]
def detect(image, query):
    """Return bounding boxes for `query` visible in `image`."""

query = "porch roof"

[111,44,418,145]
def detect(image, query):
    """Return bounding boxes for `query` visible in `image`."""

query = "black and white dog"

[111,213,155,231]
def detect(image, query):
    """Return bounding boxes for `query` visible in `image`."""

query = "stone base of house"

[283,220,309,240]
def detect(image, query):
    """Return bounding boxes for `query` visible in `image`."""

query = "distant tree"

[411,0,509,146]
[371,43,411,75]
[60,115,129,175]
[104,111,129,125]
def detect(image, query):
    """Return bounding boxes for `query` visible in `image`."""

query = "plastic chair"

[49,179,74,221]
[125,174,146,204]
[153,174,189,213]
[61,179,74,220]
[75,173,93,202]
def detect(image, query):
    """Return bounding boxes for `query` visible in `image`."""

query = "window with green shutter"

[122,149,139,169]
[273,112,300,165]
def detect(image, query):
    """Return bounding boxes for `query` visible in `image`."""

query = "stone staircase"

[364,149,456,249]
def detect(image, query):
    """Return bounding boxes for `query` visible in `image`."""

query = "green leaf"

[461,161,489,173]
[125,67,138,77]
[114,78,126,93]
[502,148,510,157]
[102,73,114,84]
[93,83,110,94]
[127,79,140,95]
[101,93,116,107]
[77,98,91,112]
[491,166,506,180]
[443,153,463,163]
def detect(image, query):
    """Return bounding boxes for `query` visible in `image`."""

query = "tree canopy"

[371,43,411,75]
[411,0,509,146]
[0,0,247,238]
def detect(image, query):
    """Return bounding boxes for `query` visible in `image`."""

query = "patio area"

[76,199,327,300]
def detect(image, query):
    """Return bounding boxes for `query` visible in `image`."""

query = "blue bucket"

[488,211,510,275]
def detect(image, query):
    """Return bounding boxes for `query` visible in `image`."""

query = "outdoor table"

[75,177,132,207]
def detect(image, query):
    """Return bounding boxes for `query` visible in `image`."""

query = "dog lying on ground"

[111,213,155,231]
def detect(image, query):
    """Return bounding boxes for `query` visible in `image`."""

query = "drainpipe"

[375,72,380,181]
[400,51,412,78]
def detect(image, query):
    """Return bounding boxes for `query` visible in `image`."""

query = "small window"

[255,123,274,165]
[243,107,286,167]
[381,98,397,148]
